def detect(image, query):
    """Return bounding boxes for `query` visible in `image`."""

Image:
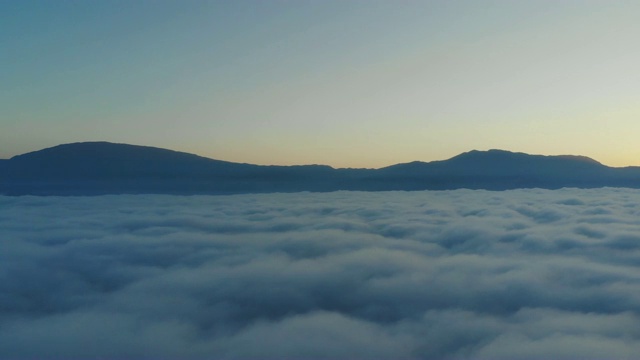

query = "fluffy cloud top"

[2,188,640,359]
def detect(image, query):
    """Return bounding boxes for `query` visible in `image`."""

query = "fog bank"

[2,189,640,359]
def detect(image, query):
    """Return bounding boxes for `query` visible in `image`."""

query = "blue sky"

[2,0,639,167]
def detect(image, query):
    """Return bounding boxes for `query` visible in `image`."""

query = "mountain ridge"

[1,142,639,195]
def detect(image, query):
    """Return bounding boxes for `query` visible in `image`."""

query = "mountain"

[5,142,256,179]
[1,142,639,195]
[374,149,616,190]
[0,142,341,195]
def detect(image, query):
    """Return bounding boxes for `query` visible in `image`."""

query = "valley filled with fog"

[2,189,640,359]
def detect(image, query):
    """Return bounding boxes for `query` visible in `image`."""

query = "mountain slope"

[0,142,340,194]
[6,142,257,179]
[1,142,639,195]
[374,149,615,190]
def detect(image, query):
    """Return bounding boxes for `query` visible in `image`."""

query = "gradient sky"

[2,0,639,168]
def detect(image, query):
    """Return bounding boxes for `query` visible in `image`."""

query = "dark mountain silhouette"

[374,149,619,190]
[1,142,639,195]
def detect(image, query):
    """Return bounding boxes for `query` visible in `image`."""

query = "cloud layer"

[2,189,640,359]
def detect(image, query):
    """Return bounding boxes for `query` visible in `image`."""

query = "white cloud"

[1,189,640,358]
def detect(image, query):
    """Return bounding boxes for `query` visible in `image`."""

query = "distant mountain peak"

[452,149,529,158]
[450,149,602,165]
[12,141,206,161]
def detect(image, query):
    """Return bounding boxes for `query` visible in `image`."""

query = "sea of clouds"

[2,188,640,359]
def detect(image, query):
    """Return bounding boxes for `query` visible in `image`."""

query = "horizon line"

[3,140,638,170]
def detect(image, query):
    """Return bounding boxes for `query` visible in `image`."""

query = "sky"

[2,0,639,168]
[3,189,640,358]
